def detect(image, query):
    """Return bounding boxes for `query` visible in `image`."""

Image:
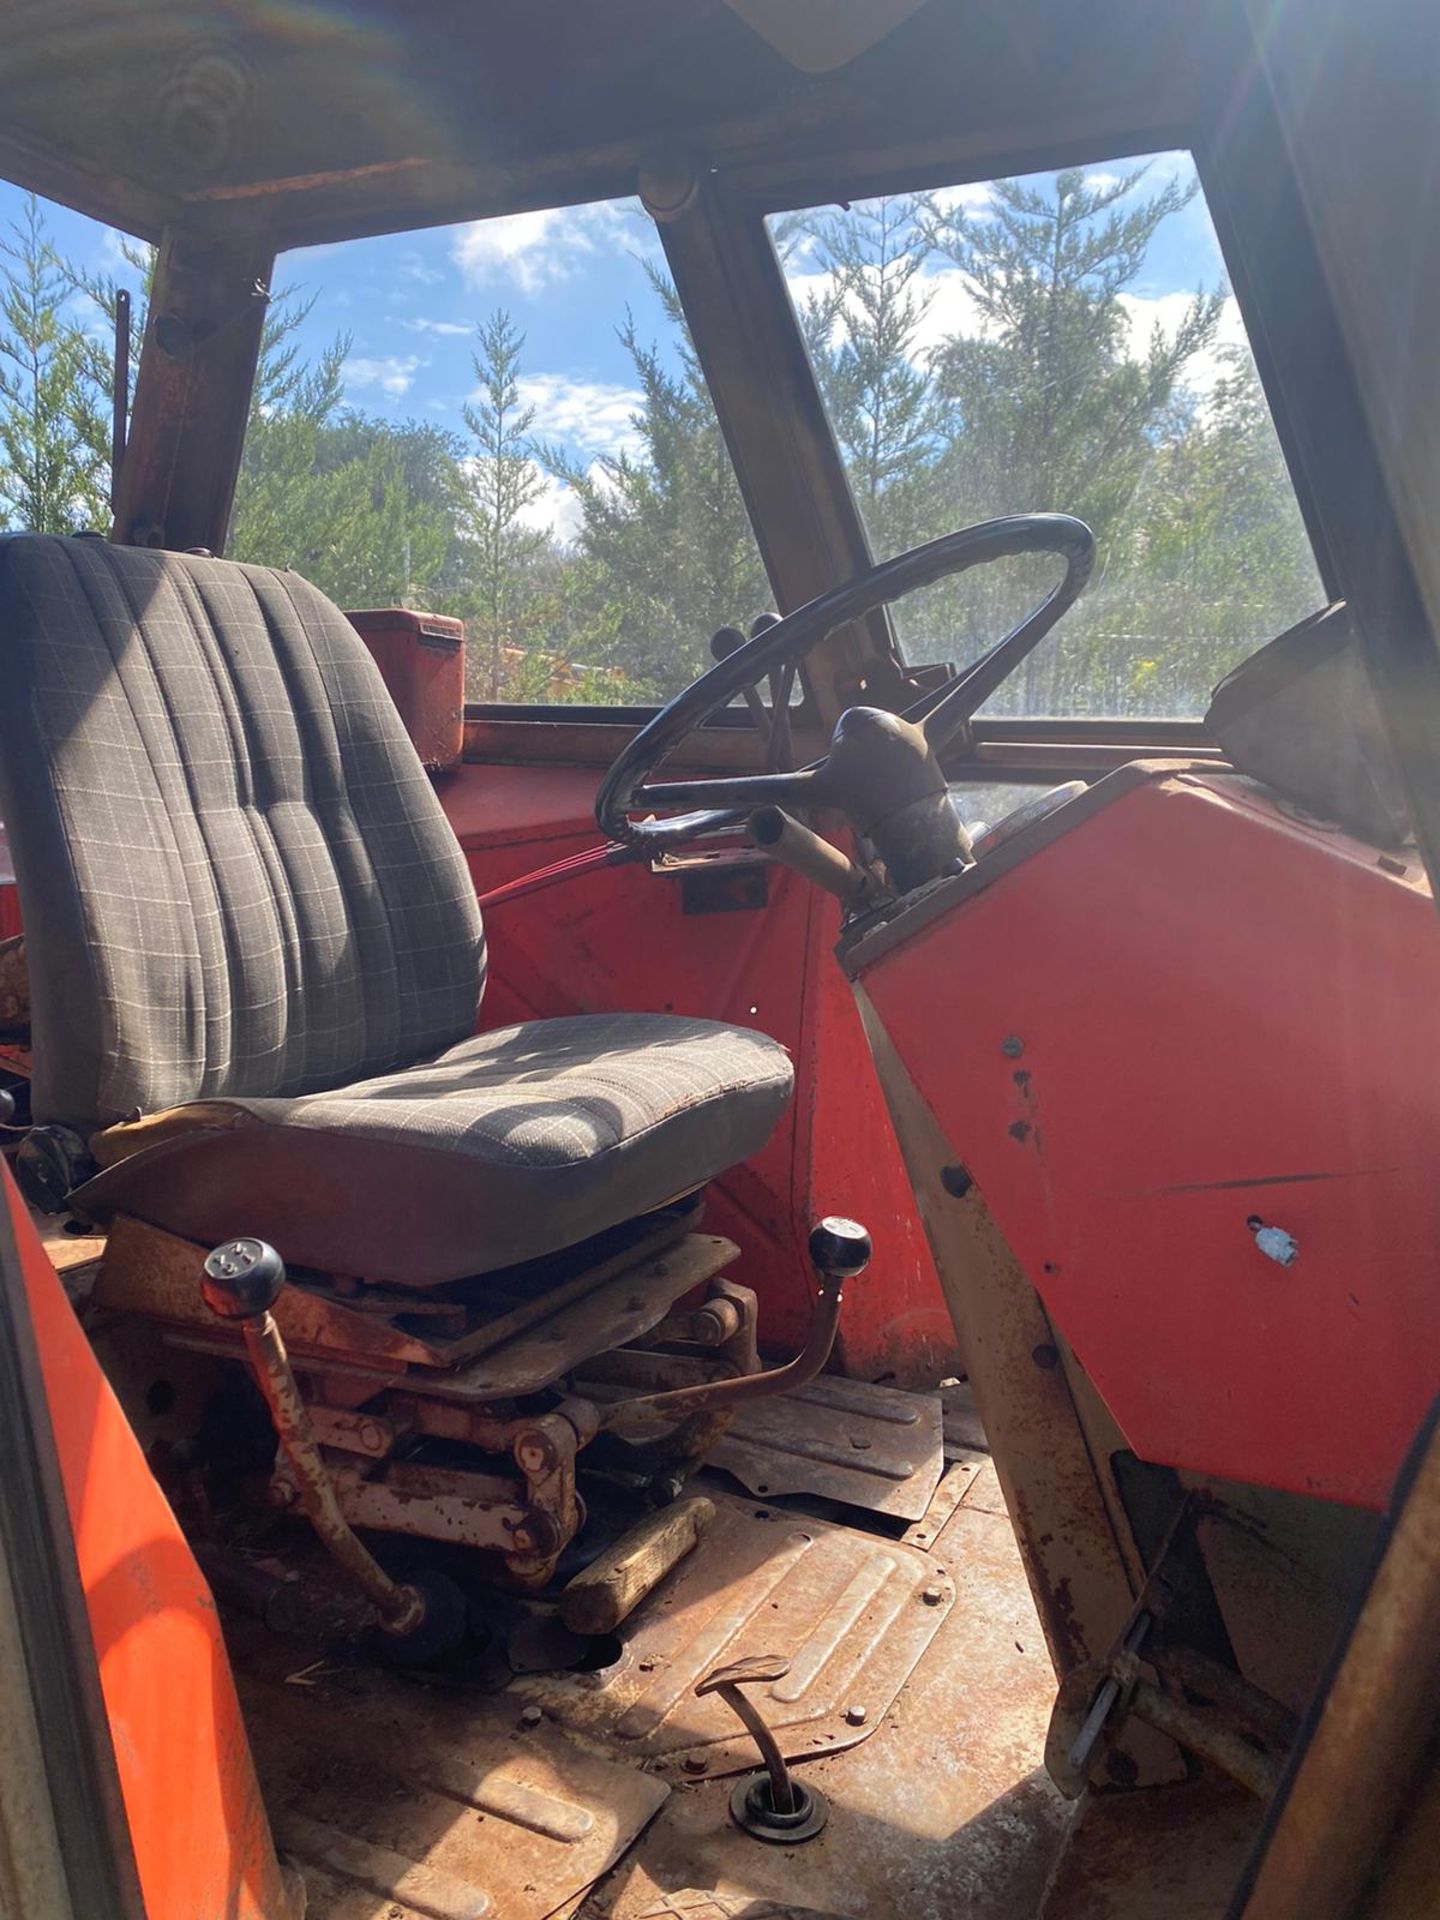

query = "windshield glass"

[254,201,766,705]
[770,154,1326,717]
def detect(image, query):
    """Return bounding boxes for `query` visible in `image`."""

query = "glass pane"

[0,186,142,534]
[770,157,1325,716]
[251,201,767,704]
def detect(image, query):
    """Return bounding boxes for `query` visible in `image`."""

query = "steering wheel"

[595,514,1094,888]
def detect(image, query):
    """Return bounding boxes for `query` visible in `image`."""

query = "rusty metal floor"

[513,1490,956,1778]
[227,1442,1076,1920]
[709,1375,947,1521]
[223,1385,1258,1920]
[578,1462,1071,1920]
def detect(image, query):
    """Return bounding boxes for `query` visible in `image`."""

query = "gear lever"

[201,1237,465,1661]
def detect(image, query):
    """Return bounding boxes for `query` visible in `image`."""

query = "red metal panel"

[855,768,1440,1508]
[443,761,946,1378]
[0,824,20,939]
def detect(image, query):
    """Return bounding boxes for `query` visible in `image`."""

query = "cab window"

[769,155,1325,717]
[251,200,766,705]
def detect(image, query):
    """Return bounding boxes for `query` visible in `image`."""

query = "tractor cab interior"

[2,4,1440,1919]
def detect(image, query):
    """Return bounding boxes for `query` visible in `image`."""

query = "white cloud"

[400,250,444,285]
[450,204,618,295]
[515,465,585,543]
[1118,290,1246,404]
[344,353,425,399]
[515,372,643,460]
[928,181,995,219]
[784,260,989,362]
[405,317,471,337]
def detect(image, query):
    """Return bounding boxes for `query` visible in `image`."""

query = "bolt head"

[844,1704,868,1726]
[682,1755,708,1775]
[921,1583,945,1606]
[519,1705,544,1729]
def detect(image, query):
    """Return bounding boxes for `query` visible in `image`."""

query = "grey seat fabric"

[0,535,793,1281]
[0,534,486,1129]
[75,1014,793,1285]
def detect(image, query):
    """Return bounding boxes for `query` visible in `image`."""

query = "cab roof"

[3,0,1241,248]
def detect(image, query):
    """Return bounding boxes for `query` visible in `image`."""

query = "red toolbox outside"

[346,607,466,771]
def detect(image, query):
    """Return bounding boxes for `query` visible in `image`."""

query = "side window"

[254,201,767,705]
[770,158,1325,717]
[0,188,142,535]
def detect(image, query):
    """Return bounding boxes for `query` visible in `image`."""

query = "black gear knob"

[808,1216,872,1282]
[202,1237,286,1320]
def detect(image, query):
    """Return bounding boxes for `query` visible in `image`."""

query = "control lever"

[201,1238,464,1661]
[696,1654,829,1841]
[598,1217,871,1432]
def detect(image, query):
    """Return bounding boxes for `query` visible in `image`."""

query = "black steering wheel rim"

[595,512,1094,852]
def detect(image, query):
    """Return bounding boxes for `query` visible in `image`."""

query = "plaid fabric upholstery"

[230,1012,791,1160]
[0,536,485,1129]
[90,1013,795,1276]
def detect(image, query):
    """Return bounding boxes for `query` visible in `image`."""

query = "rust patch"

[515,1493,954,1777]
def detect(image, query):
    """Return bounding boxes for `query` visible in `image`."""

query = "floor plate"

[515,1492,954,1777]
[237,1666,668,1920]
[709,1375,945,1520]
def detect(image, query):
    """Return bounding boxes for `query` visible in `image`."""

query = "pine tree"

[791,195,943,552]
[0,196,112,532]
[538,269,768,698]
[916,167,1225,708]
[458,310,548,698]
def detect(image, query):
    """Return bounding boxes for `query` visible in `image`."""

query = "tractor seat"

[0,536,792,1287]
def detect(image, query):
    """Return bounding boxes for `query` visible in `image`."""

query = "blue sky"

[0,149,1239,539]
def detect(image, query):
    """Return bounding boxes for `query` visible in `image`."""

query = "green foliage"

[455,311,549,698]
[536,268,768,700]
[0,170,1323,720]
[0,196,112,532]
[792,196,944,553]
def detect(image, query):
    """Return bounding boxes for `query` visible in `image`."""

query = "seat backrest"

[0,537,486,1131]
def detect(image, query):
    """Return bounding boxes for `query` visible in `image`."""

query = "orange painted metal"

[853,767,1440,1509]
[442,759,950,1378]
[4,1164,297,1919]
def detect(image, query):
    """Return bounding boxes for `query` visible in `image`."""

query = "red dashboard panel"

[853,766,1440,1508]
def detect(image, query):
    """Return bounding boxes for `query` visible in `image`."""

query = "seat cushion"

[77,1013,794,1286]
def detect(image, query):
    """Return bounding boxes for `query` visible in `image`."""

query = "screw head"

[683,1755,708,1775]
[844,1704,868,1726]
[1001,1035,1024,1058]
